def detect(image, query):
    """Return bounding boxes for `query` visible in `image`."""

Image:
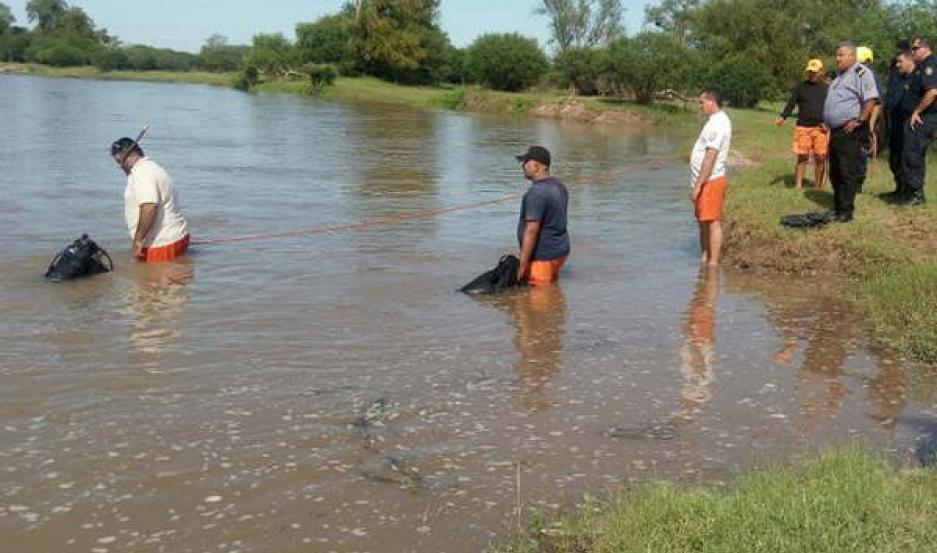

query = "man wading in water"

[515,146,570,285]
[111,138,191,261]
[689,89,732,266]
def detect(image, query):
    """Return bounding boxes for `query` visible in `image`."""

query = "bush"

[301,62,337,92]
[27,40,91,66]
[233,64,260,91]
[295,14,353,70]
[553,47,607,95]
[464,33,548,92]
[603,33,693,104]
[93,48,130,71]
[703,54,773,108]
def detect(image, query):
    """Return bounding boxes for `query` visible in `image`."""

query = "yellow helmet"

[857,46,873,64]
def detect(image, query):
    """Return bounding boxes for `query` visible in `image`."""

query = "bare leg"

[794,155,808,188]
[814,156,826,189]
[707,220,723,266]
[698,222,709,264]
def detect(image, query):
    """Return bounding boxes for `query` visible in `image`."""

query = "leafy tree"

[295,14,354,69]
[28,39,90,66]
[348,0,451,84]
[26,0,66,33]
[0,26,33,62]
[0,2,13,33]
[536,0,624,52]
[645,0,700,45]
[553,47,607,95]
[244,32,294,76]
[93,47,130,71]
[602,32,693,103]
[199,34,248,72]
[702,53,773,107]
[464,33,549,91]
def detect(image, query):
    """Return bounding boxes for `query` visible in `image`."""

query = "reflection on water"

[679,267,719,419]
[490,285,568,412]
[125,261,194,366]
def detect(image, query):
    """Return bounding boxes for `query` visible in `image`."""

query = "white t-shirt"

[124,157,189,247]
[689,110,732,186]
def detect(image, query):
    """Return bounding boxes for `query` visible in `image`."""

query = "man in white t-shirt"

[111,137,190,262]
[688,89,732,266]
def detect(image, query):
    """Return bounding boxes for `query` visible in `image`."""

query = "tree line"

[3,1,937,106]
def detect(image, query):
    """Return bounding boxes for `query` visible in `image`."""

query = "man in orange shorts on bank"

[515,146,569,286]
[111,137,190,262]
[775,59,830,188]
[689,89,732,266]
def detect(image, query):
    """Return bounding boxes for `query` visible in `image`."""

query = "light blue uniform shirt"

[823,63,880,129]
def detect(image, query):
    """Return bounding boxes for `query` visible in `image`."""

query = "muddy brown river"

[2,75,936,553]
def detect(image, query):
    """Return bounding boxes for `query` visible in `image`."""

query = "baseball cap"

[515,146,551,167]
[804,59,824,73]
[857,46,873,64]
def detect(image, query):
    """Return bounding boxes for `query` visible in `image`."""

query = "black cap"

[515,146,551,167]
[110,137,142,157]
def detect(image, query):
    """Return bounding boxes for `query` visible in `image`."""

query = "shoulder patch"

[927,67,934,76]
[857,66,868,76]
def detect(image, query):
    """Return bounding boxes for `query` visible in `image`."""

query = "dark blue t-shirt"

[517,177,570,261]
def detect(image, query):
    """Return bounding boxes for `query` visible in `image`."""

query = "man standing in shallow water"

[515,146,570,285]
[111,137,190,262]
[689,89,732,266]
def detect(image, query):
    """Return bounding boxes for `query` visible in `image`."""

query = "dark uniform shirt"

[907,54,937,115]
[780,80,829,127]
[885,65,906,111]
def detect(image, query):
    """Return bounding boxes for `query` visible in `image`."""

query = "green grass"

[495,449,937,553]
[722,103,937,361]
[0,62,235,86]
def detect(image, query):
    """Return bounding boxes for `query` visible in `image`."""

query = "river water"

[1,75,935,553]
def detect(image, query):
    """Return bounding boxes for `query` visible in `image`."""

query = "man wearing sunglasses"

[899,36,937,206]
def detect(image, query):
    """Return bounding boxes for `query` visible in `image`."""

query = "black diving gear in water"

[460,254,523,294]
[44,234,114,281]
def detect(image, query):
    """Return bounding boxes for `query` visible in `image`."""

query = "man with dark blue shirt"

[515,146,570,286]
[899,36,937,206]
[885,48,916,201]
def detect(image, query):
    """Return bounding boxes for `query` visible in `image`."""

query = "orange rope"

[191,155,674,246]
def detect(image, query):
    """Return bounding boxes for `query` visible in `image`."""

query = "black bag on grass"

[780,211,831,229]
[460,254,522,294]
[44,234,114,282]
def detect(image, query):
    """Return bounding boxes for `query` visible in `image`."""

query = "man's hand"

[910,112,923,130]
[773,116,785,127]
[843,119,862,134]
[131,239,145,259]
[517,262,530,282]
[689,184,701,204]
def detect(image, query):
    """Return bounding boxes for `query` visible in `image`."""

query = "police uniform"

[885,64,913,197]
[900,53,937,204]
[823,62,880,220]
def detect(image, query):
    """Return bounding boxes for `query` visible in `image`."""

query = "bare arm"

[518,220,541,281]
[132,203,158,257]
[689,148,719,203]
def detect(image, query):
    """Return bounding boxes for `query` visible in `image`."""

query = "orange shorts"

[793,126,829,157]
[139,234,190,262]
[695,177,728,222]
[528,256,566,286]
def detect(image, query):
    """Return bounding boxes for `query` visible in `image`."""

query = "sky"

[9,0,654,53]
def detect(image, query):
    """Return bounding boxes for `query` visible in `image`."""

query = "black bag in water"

[460,254,522,294]
[44,234,114,281]
[780,211,832,229]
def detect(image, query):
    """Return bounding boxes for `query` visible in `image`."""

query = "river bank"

[495,448,937,553]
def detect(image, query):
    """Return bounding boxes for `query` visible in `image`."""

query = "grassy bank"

[496,449,937,553]
[721,105,937,362]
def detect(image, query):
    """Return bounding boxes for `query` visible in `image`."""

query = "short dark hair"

[913,36,933,50]
[897,49,914,60]
[110,137,144,158]
[700,88,722,107]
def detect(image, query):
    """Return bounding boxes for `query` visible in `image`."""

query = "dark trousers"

[887,110,906,195]
[829,126,866,216]
[900,113,937,201]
